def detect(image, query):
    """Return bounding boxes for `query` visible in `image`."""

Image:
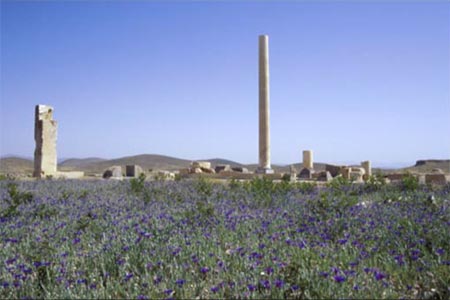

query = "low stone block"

[425,174,446,185]
[191,161,211,169]
[191,167,203,174]
[233,167,249,173]
[200,167,216,174]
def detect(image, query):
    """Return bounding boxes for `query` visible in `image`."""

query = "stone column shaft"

[258,35,271,171]
[303,150,313,169]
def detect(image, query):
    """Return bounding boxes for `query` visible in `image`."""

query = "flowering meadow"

[1,176,449,299]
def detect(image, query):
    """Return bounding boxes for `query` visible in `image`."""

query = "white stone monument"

[256,35,274,174]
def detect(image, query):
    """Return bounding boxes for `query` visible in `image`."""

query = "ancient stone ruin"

[34,105,57,178]
[33,105,84,179]
[126,165,144,177]
[103,166,123,179]
[28,36,448,186]
[298,150,315,179]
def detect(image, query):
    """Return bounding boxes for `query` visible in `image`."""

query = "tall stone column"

[303,150,313,169]
[257,35,273,174]
[34,105,57,178]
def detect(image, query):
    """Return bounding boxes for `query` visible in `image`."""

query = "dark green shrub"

[130,173,146,194]
[1,183,33,218]
[402,173,419,191]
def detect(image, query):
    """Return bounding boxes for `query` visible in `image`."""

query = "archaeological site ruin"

[32,35,448,185]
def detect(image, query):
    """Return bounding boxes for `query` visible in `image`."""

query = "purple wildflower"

[210,286,219,293]
[175,279,185,286]
[248,284,256,292]
[260,279,270,289]
[333,275,346,283]
[124,272,133,281]
[374,272,386,281]
[274,279,284,288]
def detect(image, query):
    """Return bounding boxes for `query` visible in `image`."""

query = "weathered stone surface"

[349,171,364,183]
[215,164,232,173]
[431,168,444,174]
[425,174,446,185]
[233,167,249,173]
[34,105,57,178]
[298,168,314,179]
[289,165,297,182]
[317,171,333,182]
[341,167,365,181]
[103,166,123,179]
[191,161,211,169]
[361,161,372,180]
[126,165,144,177]
[303,150,313,169]
[325,164,343,177]
[192,167,203,174]
[341,167,351,179]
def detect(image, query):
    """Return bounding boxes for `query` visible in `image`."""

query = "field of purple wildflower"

[1,177,449,299]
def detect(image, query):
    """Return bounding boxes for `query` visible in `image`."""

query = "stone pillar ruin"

[303,150,313,169]
[34,105,57,178]
[256,34,273,174]
[361,160,372,180]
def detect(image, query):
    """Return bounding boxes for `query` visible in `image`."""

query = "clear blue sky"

[1,1,449,167]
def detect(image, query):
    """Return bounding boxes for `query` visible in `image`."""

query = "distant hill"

[1,155,448,176]
[401,159,450,173]
[58,154,193,174]
[59,157,106,168]
[0,157,34,175]
[199,158,245,168]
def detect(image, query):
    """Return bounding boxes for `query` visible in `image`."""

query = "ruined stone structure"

[126,165,144,177]
[256,35,273,174]
[34,105,57,178]
[103,166,123,179]
[361,161,372,180]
